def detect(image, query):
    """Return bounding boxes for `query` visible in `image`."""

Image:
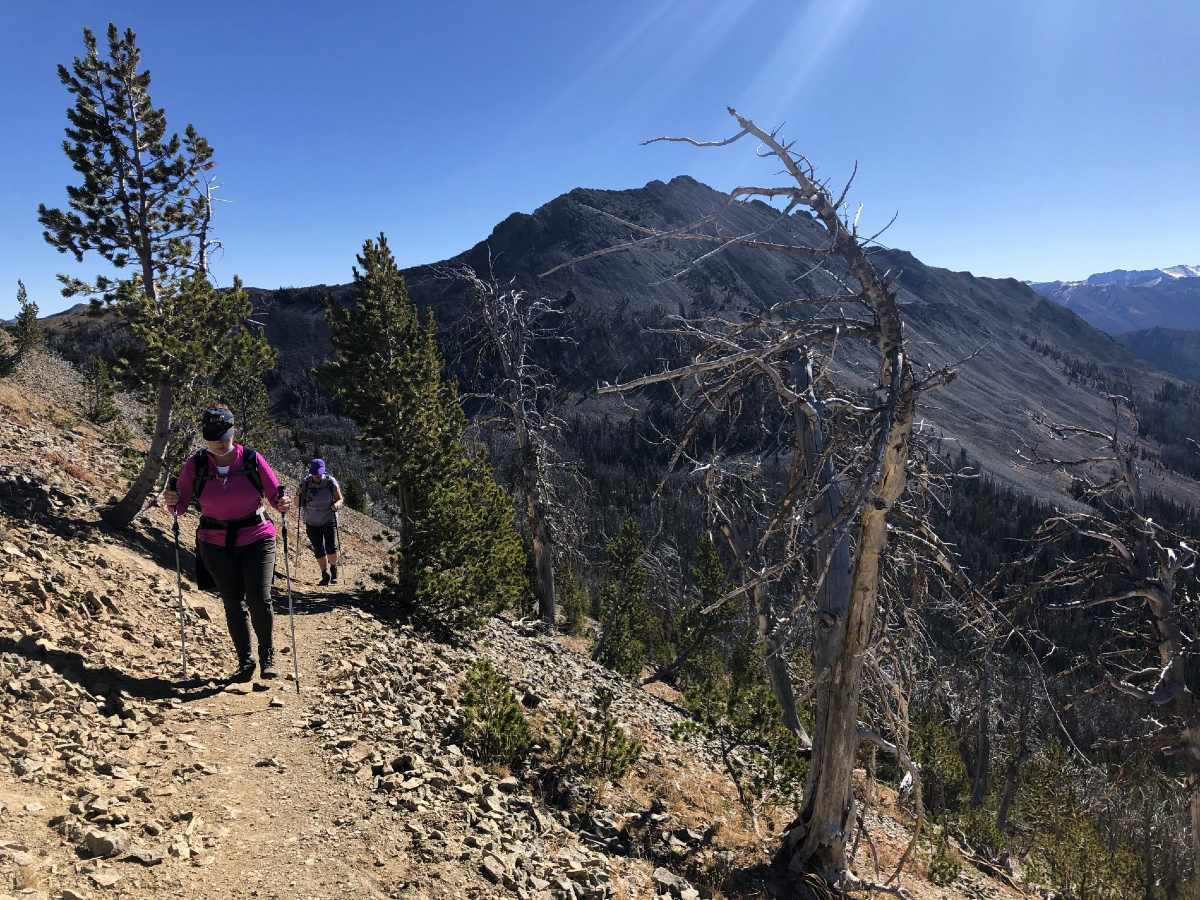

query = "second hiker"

[300,458,344,585]
[162,405,291,682]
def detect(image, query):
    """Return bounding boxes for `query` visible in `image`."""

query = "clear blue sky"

[3,0,1198,316]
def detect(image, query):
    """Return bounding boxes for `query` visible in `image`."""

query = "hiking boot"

[330,566,339,585]
[260,652,280,679]
[231,657,257,683]
[319,571,331,586]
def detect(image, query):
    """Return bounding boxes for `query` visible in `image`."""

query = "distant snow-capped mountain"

[1029,264,1200,334]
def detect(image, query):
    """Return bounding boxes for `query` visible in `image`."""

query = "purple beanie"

[309,458,326,476]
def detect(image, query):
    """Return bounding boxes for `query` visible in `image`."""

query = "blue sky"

[3,0,1198,316]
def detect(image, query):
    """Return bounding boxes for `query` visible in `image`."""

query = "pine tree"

[117,275,273,477]
[213,324,277,451]
[320,234,527,634]
[37,25,255,528]
[649,536,738,689]
[83,356,120,424]
[1,281,41,375]
[343,478,370,514]
[12,280,42,358]
[592,519,655,678]
[675,630,809,818]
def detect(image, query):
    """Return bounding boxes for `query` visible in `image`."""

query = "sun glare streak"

[540,0,761,126]
[540,0,678,119]
[739,0,870,120]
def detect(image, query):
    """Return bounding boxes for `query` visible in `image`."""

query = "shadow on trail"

[121,519,199,578]
[268,583,406,625]
[0,634,228,706]
[2,482,201,583]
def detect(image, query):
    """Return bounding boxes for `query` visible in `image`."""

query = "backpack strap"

[192,446,265,503]
[242,447,265,497]
[192,449,210,504]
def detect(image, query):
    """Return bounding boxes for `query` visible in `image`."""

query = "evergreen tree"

[83,356,120,424]
[675,630,809,818]
[37,25,254,528]
[144,278,274,475]
[12,280,42,358]
[213,324,277,451]
[1,281,41,375]
[592,519,655,677]
[342,478,370,514]
[558,561,588,636]
[655,536,738,689]
[320,234,527,634]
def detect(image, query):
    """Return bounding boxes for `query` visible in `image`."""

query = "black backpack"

[191,447,264,504]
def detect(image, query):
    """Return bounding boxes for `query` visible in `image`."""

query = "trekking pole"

[334,511,343,580]
[280,487,301,693]
[294,477,302,576]
[167,476,188,680]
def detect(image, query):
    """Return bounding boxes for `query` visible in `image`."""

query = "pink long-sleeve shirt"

[172,444,284,547]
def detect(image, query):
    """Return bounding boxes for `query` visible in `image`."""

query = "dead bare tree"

[448,261,576,629]
[542,107,956,892]
[1019,396,1200,866]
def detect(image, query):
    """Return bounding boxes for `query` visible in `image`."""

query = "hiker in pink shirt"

[162,405,292,682]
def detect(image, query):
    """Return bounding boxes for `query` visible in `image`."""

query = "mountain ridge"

[1029,264,1200,334]
[41,175,1200,511]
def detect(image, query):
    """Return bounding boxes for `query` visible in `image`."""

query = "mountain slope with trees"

[151,175,1200,512]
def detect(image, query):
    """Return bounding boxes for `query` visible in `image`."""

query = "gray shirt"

[300,475,340,527]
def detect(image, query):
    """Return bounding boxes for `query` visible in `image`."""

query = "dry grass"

[0,381,33,426]
[46,450,97,485]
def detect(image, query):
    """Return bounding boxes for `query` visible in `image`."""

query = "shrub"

[928,832,962,886]
[910,711,969,816]
[546,687,643,783]
[674,634,808,817]
[343,477,370,513]
[592,520,655,677]
[456,660,532,767]
[558,562,588,636]
[83,356,120,424]
[953,804,1007,860]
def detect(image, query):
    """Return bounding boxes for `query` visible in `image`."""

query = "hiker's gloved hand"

[162,488,179,508]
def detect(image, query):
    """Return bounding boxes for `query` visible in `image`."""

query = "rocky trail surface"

[0,352,1025,899]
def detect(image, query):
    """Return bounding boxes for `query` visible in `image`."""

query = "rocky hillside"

[0,350,1027,899]
[1030,265,1200,333]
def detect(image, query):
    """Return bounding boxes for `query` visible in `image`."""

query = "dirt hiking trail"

[0,354,1026,899]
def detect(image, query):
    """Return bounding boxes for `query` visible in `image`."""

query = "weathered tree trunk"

[776,371,915,884]
[793,350,853,664]
[103,377,173,528]
[970,654,993,807]
[1190,782,1200,867]
[995,690,1031,833]
[528,491,556,628]
[755,580,810,746]
[519,432,556,629]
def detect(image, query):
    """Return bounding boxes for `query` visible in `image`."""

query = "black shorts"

[306,523,337,558]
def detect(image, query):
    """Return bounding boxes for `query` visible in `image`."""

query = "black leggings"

[198,538,275,662]
[306,523,337,558]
